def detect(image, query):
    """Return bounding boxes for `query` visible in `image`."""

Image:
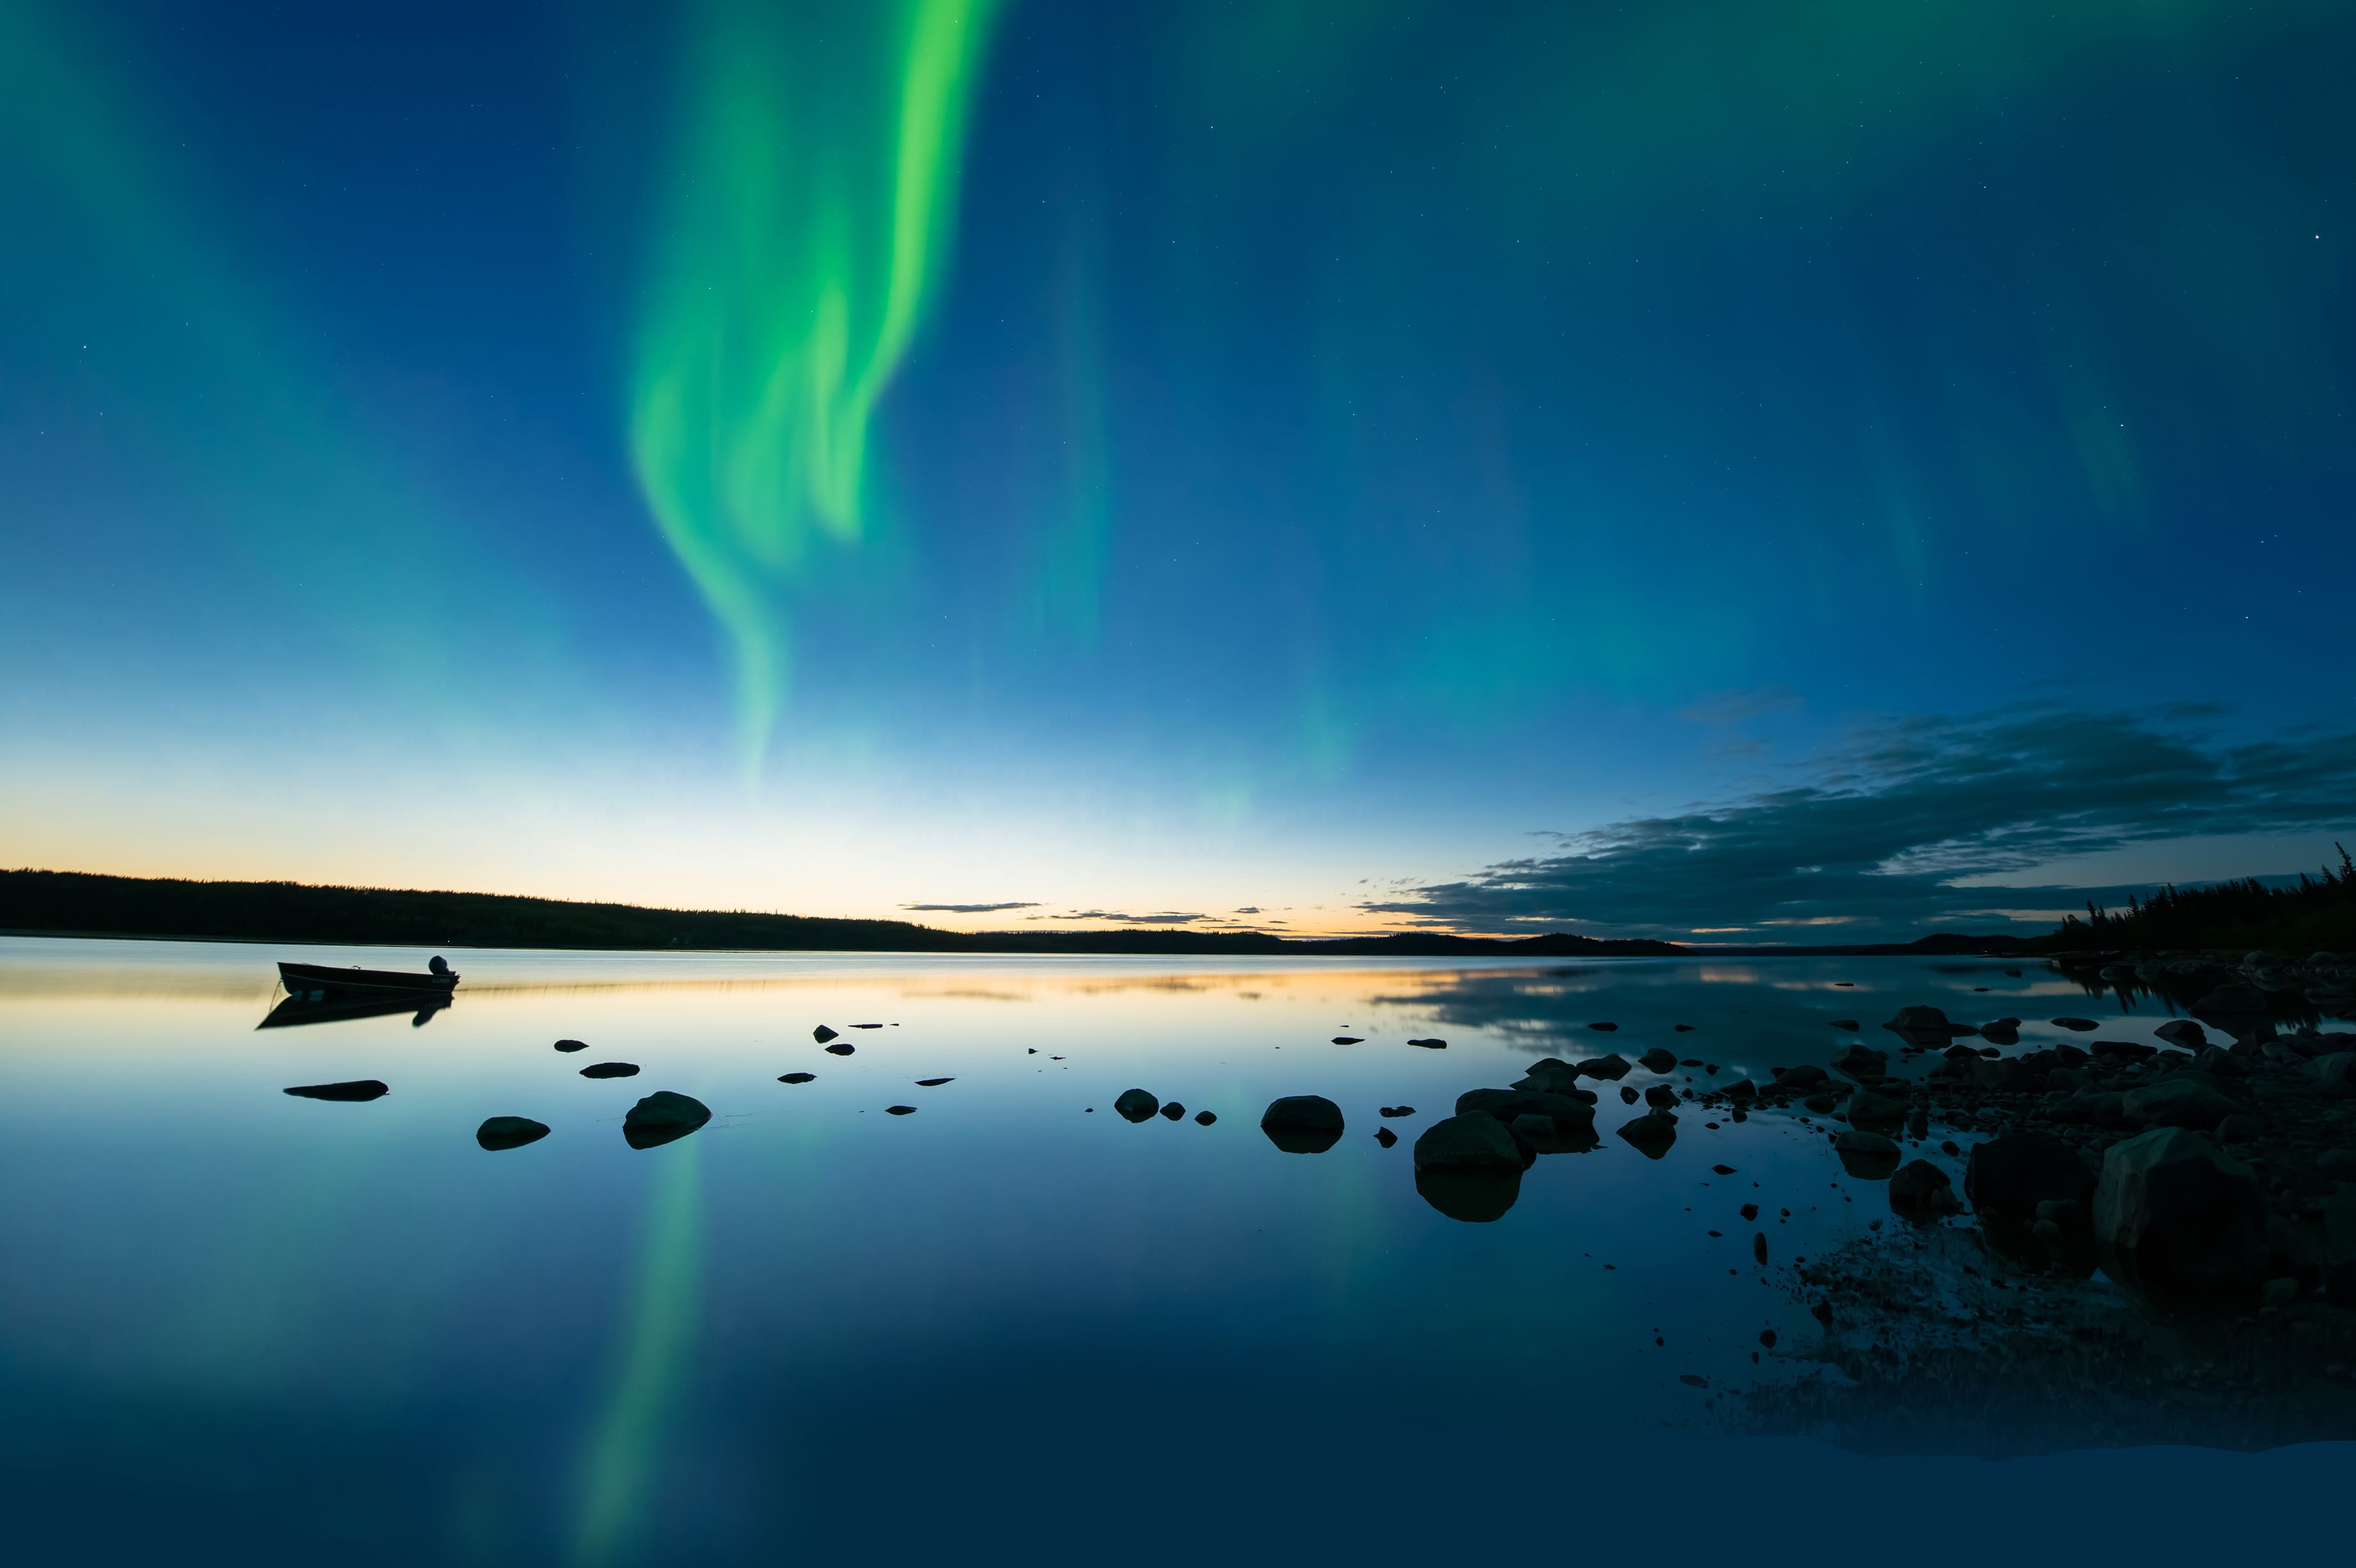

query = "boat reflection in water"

[257,990,452,1030]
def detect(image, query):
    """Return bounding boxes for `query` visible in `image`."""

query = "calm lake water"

[2,937,2348,1565]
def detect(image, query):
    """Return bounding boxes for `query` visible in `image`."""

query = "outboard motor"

[428,955,452,978]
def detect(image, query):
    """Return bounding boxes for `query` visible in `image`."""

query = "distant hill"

[0,869,1686,958]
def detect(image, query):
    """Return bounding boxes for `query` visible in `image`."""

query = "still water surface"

[1,939,2346,1564]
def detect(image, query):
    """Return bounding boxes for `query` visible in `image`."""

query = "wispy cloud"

[900,901,1041,914]
[1366,704,2356,939]
[1679,685,1802,723]
[1059,910,1209,925]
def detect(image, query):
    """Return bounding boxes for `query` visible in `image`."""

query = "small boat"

[278,957,460,998]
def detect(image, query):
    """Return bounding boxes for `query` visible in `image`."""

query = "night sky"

[4,0,2352,938]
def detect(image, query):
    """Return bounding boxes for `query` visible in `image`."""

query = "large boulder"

[1964,1132,2094,1221]
[1773,1063,1829,1090]
[2153,1019,2208,1050]
[1113,1089,1161,1123]
[2123,1077,2241,1132]
[1414,1112,1526,1172]
[623,1091,711,1149]
[1416,1165,1522,1223]
[1502,1064,1600,1103]
[1261,1095,1345,1154]
[1846,1087,1907,1128]
[1638,1048,1679,1073]
[2093,1127,2270,1306]
[1576,1054,1633,1081]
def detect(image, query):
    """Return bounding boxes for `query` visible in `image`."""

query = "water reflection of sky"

[0,939,2346,1564]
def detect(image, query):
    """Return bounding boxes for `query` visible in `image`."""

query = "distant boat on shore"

[277,957,459,998]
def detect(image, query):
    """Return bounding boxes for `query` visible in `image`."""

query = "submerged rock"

[1457,1088,1598,1130]
[1846,1087,1907,1128]
[1113,1089,1160,1123]
[778,1072,816,1084]
[824,1043,856,1057]
[1378,1105,1416,1118]
[1639,1048,1679,1073]
[622,1091,711,1149]
[1577,1053,1633,1081]
[475,1115,550,1151]
[1416,1165,1522,1223]
[1884,1006,1956,1040]
[1406,1038,1448,1049]
[1195,1110,1217,1126]
[2155,1020,2209,1050]
[885,1105,917,1116]
[2051,1017,2099,1031]
[813,1025,840,1043]
[2095,1127,2269,1307]
[1160,1101,1186,1120]
[1331,1036,1364,1045]
[553,1039,588,1053]
[580,1062,639,1079]
[283,1080,388,1101]
[1374,1127,1397,1147]
[1261,1095,1345,1154]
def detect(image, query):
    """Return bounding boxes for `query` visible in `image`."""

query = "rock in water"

[622,1091,711,1150]
[1832,1129,1901,1179]
[1412,1112,1526,1172]
[1832,1043,1889,1081]
[1260,1095,1345,1154]
[915,1077,954,1087]
[885,1105,917,1116]
[1642,1083,1678,1109]
[778,1072,816,1084]
[2050,1017,2099,1031]
[1406,1038,1448,1049]
[1415,1165,1522,1223]
[1617,1111,1678,1159]
[813,1025,840,1043]
[553,1039,588,1053]
[1965,1132,2095,1220]
[1577,1053,1633,1081]
[284,1080,389,1101]
[1159,1101,1186,1120]
[1456,1089,1598,1131]
[1587,1022,1618,1032]
[476,1115,550,1150]
[824,1043,855,1057]
[2123,1077,2240,1131]
[1846,1087,1906,1128]
[2153,1019,2208,1050]
[1113,1089,1160,1123]
[1374,1127,1398,1147]
[1883,1006,1953,1041]
[1639,1048,1678,1073]
[1888,1160,1963,1220]
[1331,1036,1364,1045]
[1194,1110,1217,1126]
[580,1062,640,1079]
[2094,1127,2270,1307]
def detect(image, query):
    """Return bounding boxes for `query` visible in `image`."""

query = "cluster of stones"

[1684,982,2356,1311]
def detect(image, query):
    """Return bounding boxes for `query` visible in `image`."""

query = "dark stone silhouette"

[1416,1166,1522,1221]
[622,1091,710,1149]
[779,1072,815,1083]
[2095,1128,2270,1307]
[1888,1160,1962,1220]
[885,1105,917,1115]
[1833,1129,1901,1179]
[554,1039,588,1053]
[1406,1037,1447,1048]
[1331,1035,1364,1044]
[915,1077,954,1087]
[1260,1095,1345,1154]
[1160,1101,1186,1120]
[476,1116,550,1150]
[825,1043,855,1056]
[581,1062,640,1079]
[1639,1048,1677,1073]
[1379,1105,1415,1118]
[1617,1110,1677,1158]
[283,1079,388,1101]
[1374,1127,1398,1147]
[1113,1089,1159,1123]
[813,1025,840,1043]
[1194,1110,1216,1126]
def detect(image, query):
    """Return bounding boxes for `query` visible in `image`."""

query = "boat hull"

[278,961,459,997]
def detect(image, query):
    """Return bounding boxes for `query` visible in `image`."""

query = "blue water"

[0,938,2346,1565]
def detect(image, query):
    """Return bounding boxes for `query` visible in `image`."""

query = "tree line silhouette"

[2050,844,2356,953]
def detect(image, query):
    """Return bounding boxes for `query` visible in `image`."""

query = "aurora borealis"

[3,0,2353,937]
